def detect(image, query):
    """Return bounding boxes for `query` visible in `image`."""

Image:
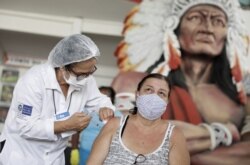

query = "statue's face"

[178,5,227,56]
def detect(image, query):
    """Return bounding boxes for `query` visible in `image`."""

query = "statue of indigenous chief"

[113,0,250,164]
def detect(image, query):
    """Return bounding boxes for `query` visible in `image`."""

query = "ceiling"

[2,0,249,22]
[0,0,135,23]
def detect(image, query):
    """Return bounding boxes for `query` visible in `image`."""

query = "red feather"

[129,0,142,3]
[231,55,242,82]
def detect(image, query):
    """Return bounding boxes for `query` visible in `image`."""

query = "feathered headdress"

[116,0,250,104]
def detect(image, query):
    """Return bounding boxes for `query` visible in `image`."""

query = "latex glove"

[70,149,79,165]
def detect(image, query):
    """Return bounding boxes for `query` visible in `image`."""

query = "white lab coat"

[0,62,114,165]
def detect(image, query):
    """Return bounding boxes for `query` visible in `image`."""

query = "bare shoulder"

[168,123,186,147]
[168,123,190,165]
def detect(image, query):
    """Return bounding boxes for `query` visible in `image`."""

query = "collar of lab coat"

[43,62,82,91]
[44,62,61,90]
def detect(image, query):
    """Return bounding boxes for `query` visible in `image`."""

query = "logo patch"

[21,104,33,116]
[18,104,23,111]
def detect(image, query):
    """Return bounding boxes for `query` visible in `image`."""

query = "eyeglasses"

[66,65,97,80]
[133,154,146,164]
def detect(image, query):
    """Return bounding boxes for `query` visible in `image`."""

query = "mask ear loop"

[135,91,140,98]
[55,67,67,85]
[60,67,71,81]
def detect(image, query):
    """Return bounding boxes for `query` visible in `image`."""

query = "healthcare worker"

[0,34,115,165]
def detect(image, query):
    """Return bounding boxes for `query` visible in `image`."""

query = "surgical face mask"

[136,93,167,120]
[63,72,87,88]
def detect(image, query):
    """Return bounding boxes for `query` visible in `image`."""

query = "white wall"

[0,30,120,87]
[94,65,118,86]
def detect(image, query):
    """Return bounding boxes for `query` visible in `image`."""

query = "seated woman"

[87,73,190,165]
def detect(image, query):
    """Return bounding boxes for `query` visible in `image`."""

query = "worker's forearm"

[54,120,70,134]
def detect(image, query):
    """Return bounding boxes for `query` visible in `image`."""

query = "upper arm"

[86,117,120,165]
[244,75,250,115]
[14,71,43,126]
[246,96,250,115]
[85,76,114,111]
[241,96,250,140]
[12,68,57,141]
[169,127,190,165]
[241,75,250,139]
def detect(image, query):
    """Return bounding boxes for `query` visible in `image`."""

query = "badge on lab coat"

[55,111,70,120]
